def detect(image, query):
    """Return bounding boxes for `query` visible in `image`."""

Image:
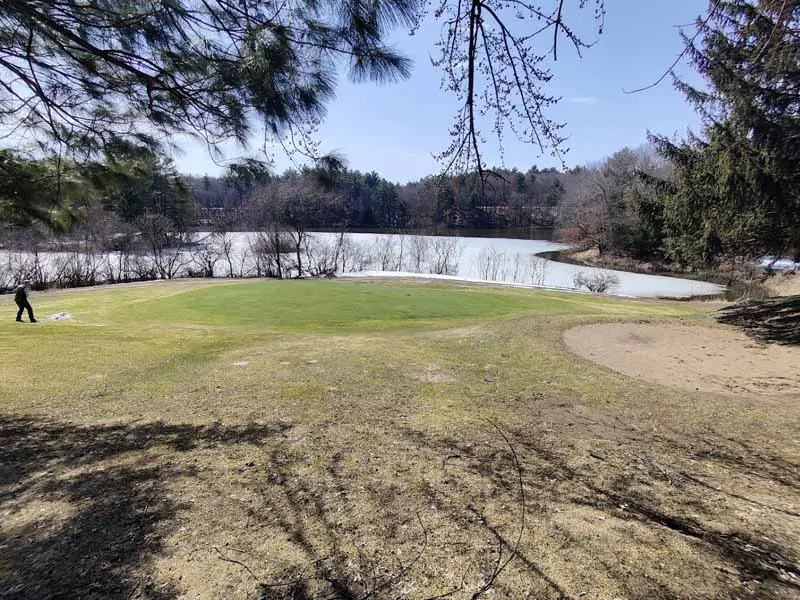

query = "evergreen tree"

[0,150,83,231]
[81,144,196,229]
[652,0,800,266]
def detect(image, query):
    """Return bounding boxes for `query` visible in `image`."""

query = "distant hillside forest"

[186,164,567,232]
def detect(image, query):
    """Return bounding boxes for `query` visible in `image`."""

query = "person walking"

[14,280,37,323]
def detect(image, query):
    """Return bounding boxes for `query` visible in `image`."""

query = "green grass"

[3,278,701,331]
[0,278,703,417]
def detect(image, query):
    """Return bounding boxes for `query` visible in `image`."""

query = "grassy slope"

[0,279,696,415]
[0,281,696,418]
[1,280,797,600]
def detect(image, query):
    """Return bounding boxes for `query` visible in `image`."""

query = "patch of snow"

[342,267,726,299]
[760,256,799,272]
[47,312,72,321]
[342,270,608,295]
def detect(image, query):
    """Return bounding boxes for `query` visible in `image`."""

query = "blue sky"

[170,0,708,182]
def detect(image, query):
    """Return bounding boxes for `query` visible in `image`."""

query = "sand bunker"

[564,322,800,397]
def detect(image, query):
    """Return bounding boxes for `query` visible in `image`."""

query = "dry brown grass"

[1,280,798,600]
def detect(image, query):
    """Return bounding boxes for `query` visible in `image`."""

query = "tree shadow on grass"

[234,449,434,600]
[229,428,586,600]
[5,414,797,599]
[202,419,800,600]
[397,423,800,600]
[0,416,291,600]
[717,295,800,346]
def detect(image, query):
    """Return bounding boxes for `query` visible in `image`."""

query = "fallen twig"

[357,511,429,600]
[469,420,526,599]
[214,546,260,582]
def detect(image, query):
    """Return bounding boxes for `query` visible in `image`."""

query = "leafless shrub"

[103,250,135,284]
[215,232,236,277]
[250,230,295,278]
[407,235,430,273]
[509,252,524,283]
[304,235,339,277]
[251,232,279,278]
[192,232,224,278]
[235,246,253,278]
[103,226,137,284]
[429,237,462,275]
[573,269,620,293]
[158,248,189,280]
[285,226,308,278]
[498,257,510,281]
[394,234,407,271]
[477,247,505,280]
[733,258,768,301]
[0,254,14,291]
[12,250,51,289]
[340,236,372,273]
[137,214,189,279]
[52,252,102,288]
[373,235,398,271]
[527,255,549,287]
[129,254,158,281]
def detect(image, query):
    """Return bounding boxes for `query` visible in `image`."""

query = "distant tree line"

[186,165,566,232]
[1,141,573,254]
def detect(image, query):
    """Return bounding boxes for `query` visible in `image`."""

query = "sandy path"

[564,322,800,397]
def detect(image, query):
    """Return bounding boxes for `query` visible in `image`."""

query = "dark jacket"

[14,285,27,304]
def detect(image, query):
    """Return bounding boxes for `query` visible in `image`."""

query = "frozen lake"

[221,232,725,298]
[0,231,725,299]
